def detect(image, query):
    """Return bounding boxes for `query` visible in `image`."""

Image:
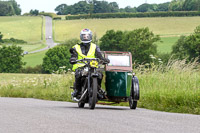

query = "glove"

[103,58,110,64]
[70,58,77,64]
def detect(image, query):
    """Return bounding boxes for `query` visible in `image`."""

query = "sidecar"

[102,51,140,109]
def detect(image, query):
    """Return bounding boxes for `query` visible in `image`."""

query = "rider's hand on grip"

[70,58,77,64]
[103,58,110,64]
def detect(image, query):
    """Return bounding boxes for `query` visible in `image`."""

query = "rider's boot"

[72,82,81,98]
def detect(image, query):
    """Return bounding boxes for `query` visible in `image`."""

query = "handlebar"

[73,58,109,65]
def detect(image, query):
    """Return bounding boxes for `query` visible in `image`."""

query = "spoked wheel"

[78,102,85,108]
[129,76,140,109]
[89,77,97,109]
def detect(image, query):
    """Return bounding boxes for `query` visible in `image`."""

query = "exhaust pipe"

[72,89,87,102]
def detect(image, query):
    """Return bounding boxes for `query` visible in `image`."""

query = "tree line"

[55,0,200,15]
[0,0,21,16]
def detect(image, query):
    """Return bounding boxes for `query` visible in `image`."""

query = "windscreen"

[107,55,130,67]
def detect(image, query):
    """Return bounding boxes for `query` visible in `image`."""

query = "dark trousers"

[74,69,103,92]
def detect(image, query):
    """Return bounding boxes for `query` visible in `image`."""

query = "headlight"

[82,67,88,76]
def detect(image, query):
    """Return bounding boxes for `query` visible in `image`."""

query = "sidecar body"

[102,51,139,109]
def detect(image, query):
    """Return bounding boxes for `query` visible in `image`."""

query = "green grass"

[157,37,179,53]
[0,60,199,114]
[0,16,43,43]
[0,73,74,101]
[19,43,46,52]
[54,17,200,42]
[23,50,47,67]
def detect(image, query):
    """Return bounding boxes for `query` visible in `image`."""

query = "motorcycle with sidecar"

[70,51,140,110]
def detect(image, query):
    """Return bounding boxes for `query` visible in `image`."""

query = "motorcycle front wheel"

[89,77,97,109]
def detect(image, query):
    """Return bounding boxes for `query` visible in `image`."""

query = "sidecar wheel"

[129,98,137,109]
[89,78,97,109]
[78,102,85,108]
[129,76,140,109]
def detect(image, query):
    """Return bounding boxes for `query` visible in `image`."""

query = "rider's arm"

[69,47,78,64]
[95,46,104,60]
[95,46,110,63]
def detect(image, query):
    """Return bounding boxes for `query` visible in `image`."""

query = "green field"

[0,16,43,42]
[19,43,46,52]
[156,37,179,53]
[54,17,200,41]
[23,50,47,67]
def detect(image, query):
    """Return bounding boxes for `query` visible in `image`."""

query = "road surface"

[29,16,57,54]
[0,97,200,133]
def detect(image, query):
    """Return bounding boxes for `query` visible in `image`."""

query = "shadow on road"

[57,105,130,111]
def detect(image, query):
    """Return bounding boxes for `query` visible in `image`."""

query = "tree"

[100,30,124,51]
[109,2,119,13]
[55,4,67,15]
[100,28,160,64]
[0,0,21,16]
[157,2,170,11]
[0,45,24,73]
[29,9,39,16]
[42,46,71,73]
[169,0,185,11]
[172,26,200,62]
[182,0,200,11]
[137,3,155,12]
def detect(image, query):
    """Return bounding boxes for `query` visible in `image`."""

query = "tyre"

[78,102,85,108]
[129,77,140,109]
[89,77,97,109]
[129,97,137,109]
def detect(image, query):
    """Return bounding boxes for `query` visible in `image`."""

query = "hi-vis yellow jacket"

[72,43,96,71]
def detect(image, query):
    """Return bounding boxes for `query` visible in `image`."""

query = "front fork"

[88,68,99,97]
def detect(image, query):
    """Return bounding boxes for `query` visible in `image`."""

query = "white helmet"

[80,29,92,43]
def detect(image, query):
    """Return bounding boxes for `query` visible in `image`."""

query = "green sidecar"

[101,51,140,109]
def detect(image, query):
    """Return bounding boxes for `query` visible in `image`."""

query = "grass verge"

[0,60,199,114]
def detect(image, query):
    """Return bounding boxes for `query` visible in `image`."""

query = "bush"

[20,65,44,74]
[100,28,160,64]
[0,32,3,43]
[3,38,27,44]
[66,11,200,20]
[0,45,25,73]
[42,46,71,73]
[59,38,80,49]
[53,17,62,20]
[172,25,200,62]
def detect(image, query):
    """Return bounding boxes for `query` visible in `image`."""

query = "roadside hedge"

[66,11,200,20]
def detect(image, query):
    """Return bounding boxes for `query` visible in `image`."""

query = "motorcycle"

[71,57,107,109]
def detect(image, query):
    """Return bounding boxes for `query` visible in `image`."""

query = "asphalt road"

[0,97,200,133]
[29,16,57,54]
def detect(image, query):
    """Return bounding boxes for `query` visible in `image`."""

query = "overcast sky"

[15,0,172,14]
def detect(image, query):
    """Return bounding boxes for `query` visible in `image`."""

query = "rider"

[69,28,109,97]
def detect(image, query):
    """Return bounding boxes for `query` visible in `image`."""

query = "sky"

[15,0,172,14]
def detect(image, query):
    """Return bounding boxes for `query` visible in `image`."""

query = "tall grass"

[134,59,200,114]
[0,60,199,114]
[0,73,74,101]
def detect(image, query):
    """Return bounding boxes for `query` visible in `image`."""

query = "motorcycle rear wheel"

[89,77,97,109]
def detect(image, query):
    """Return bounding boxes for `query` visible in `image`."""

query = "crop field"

[0,16,43,42]
[54,17,200,42]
